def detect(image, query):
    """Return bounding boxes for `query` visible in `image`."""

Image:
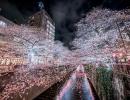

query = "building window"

[47,20,55,39]
[0,21,6,27]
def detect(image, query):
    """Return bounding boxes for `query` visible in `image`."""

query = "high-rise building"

[0,16,16,27]
[0,9,55,67]
[27,10,55,40]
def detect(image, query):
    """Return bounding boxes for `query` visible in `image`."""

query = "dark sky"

[0,0,130,48]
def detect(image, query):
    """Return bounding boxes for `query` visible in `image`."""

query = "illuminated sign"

[0,58,27,65]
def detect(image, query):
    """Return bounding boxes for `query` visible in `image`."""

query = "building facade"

[0,9,55,73]
[27,10,55,40]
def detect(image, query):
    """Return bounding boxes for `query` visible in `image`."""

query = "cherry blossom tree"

[72,8,130,64]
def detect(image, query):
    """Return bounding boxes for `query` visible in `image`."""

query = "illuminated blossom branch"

[0,25,54,67]
[72,8,130,64]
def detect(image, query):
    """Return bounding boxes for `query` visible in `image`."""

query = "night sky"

[0,0,130,48]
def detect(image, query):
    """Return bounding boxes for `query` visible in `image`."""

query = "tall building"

[27,10,55,65]
[0,9,55,67]
[0,16,16,27]
[27,10,55,40]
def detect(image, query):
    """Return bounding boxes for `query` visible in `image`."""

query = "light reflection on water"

[56,65,94,100]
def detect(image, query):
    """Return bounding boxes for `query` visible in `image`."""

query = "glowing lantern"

[119,52,123,58]
[112,53,116,58]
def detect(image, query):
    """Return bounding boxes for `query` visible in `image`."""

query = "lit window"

[0,21,6,27]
